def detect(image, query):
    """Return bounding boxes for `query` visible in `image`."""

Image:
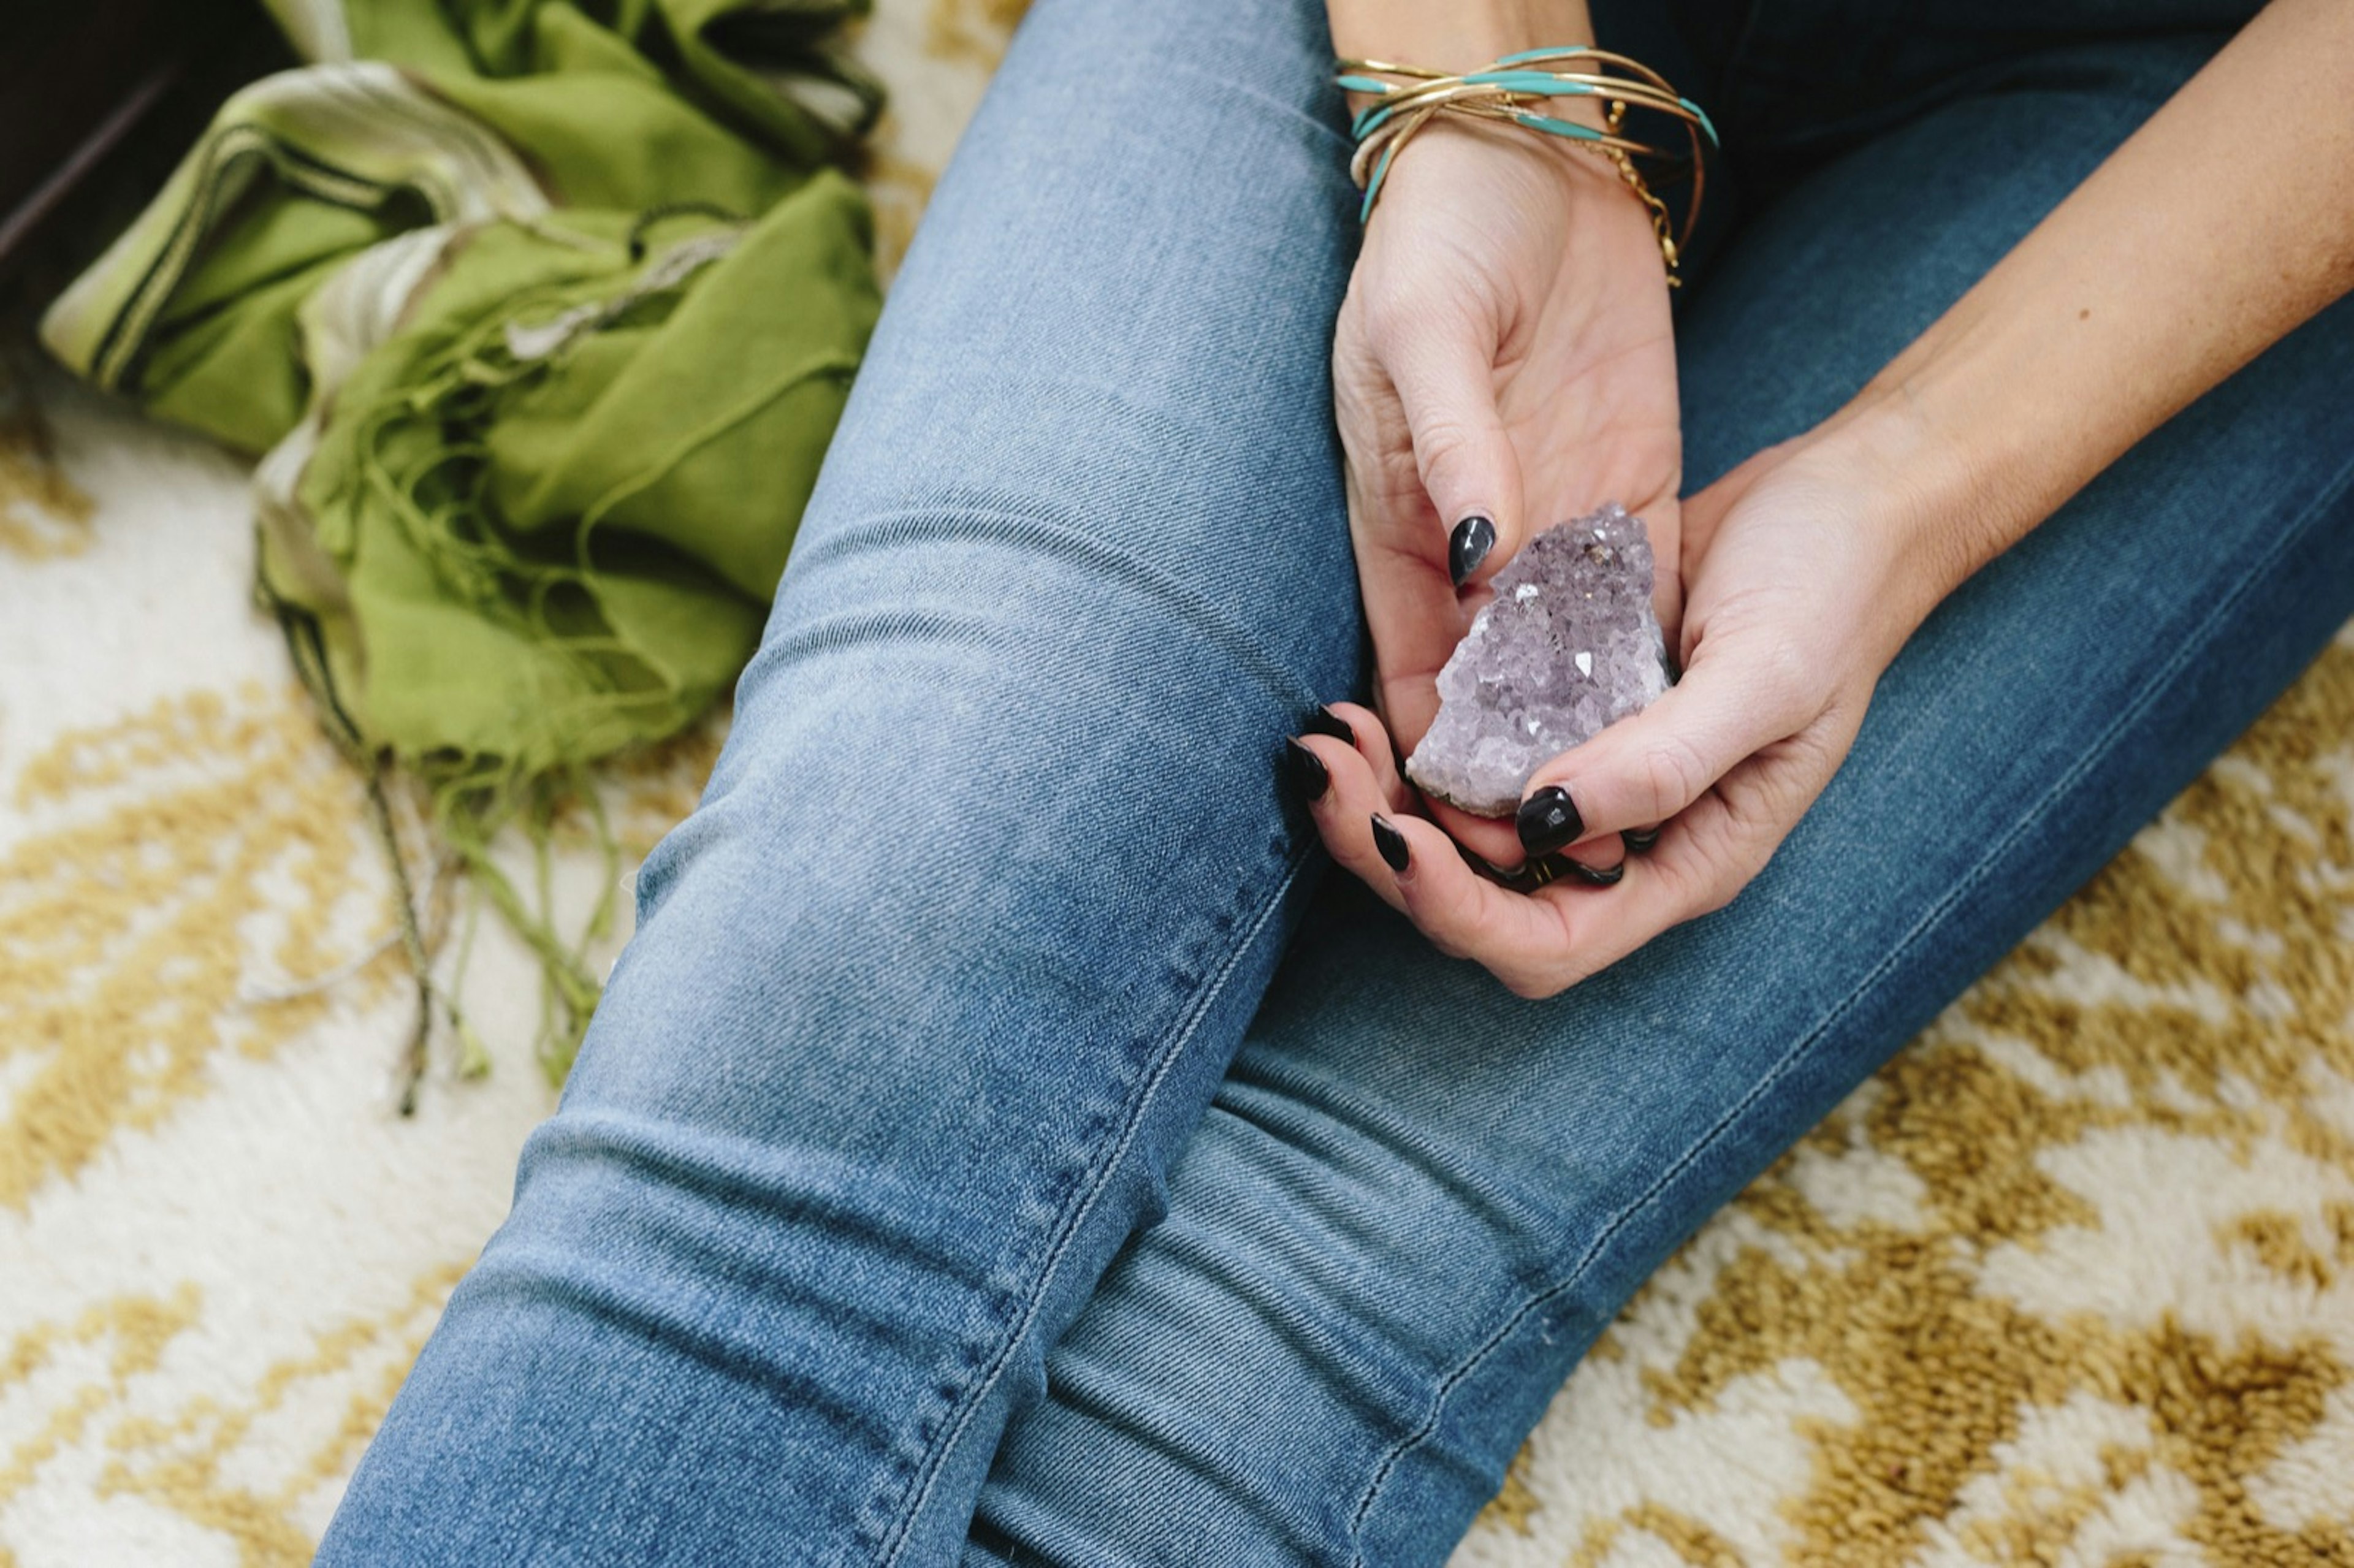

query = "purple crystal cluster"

[1406,502,1672,816]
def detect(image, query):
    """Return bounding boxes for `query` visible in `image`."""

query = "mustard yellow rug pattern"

[4,7,2352,1562]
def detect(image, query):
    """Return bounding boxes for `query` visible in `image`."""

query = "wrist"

[1385,111,1627,203]
[1330,8,1701,287]
[1802,391,1991,650]
[1357,110,1659,278]
[1826,260,2149,607]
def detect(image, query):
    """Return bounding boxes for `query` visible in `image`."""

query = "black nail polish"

[1370,815,1411,873]
[1284,739,1329,803]
[1504,854,1559,892]
[1563,855,1625,887]
[1448,516,1496,587]
[1302,706,1357,747]
[1622,826,1660,853]
[1516,785,1584,856]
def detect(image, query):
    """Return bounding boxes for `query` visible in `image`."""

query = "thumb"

[1389,332,1525,590]
[1512,644,1817,852]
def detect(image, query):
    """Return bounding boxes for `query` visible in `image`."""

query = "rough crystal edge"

[1403,502,1671,816]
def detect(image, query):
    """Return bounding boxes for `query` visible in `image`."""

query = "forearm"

[1322,0,1594,74]
[1843,0,2354,620]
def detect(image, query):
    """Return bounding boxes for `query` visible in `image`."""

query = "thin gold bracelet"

[1336,48,1715,285]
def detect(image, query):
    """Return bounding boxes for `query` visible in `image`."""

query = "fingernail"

[1284,740,1329,803]
[1501,851,1622,892]
[1370,814,1411,873]
[1622,826,1660,853]
[1516,785,1583,856]
[1563,855,1625,887]
[1303,706,1357,747]
[1449,515,1496,587]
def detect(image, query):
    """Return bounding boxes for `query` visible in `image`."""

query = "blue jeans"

[319,0,2354,1562]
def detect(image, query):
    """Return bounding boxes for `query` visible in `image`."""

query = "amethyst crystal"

[1405,502,1672,816]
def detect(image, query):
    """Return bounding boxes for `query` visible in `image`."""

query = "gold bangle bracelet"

[1336,48,1713,284]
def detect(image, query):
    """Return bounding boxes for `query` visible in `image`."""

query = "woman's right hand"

[1331,113,1685,870]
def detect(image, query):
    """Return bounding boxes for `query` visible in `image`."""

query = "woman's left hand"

[1295,406,1960,997]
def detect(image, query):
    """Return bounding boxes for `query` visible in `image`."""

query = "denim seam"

[872,840,1319,1566]
[1341,452,2354,1561]
[1208,74,1353,154]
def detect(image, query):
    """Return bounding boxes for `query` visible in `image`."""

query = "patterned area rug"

[4,7,2353,1564]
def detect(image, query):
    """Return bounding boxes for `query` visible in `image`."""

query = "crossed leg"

[319,3,2354,1565]
[318,0,1369,1560]
[964,22,2354,1568]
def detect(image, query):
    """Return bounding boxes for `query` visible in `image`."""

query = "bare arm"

[1853,0,2354,628]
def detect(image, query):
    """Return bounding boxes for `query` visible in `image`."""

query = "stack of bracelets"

[1336,47,1716,286]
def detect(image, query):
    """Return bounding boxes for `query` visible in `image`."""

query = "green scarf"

[42,0,885,1088]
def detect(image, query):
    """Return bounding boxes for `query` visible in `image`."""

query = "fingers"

[1324,699,1615,876]
[1360,810,1729,998]
[1580,741,1834,942]
[1372,752,1834,997]
[1341,316,1530,758]
[1512,647,1819,858]
[1285,707,1419,916]
[1416,791,1532,875]
[1346,288,1686,757]
[1387,328,1525,590]
[1289,695,1848,998]
[1305,701,1412,813]
[1363,815,1576,983]
[1286,702,1636,992]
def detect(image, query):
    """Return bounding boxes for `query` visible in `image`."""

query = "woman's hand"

[1333,117,1682,870]
[1308,0,2354,998]
[1297,408,1958,998]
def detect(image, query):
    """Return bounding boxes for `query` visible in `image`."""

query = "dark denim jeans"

[319,0,2353,1562]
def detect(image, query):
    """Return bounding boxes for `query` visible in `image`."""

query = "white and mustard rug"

[4,4,2353,1562]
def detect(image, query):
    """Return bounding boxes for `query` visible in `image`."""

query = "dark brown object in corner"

[0,2,286,295]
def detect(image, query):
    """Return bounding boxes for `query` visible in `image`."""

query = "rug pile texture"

[4,4,2353,1562]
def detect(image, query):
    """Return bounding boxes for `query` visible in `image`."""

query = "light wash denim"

[319,0,2354,1561]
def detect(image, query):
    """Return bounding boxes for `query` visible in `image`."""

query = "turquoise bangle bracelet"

[1336,45,1715,270]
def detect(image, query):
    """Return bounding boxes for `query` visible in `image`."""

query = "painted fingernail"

[1284,739,1329,802]
[1501,851,1622,892]
[1449,515,1496,587]
[1516,785,1583,857]
[1563,855,1625,887]
[1622,826,1660,853]
[1370,814,1411,873]
[1303,705,1357,747]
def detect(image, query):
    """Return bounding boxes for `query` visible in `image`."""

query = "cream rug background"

[4,5,2353,1563]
